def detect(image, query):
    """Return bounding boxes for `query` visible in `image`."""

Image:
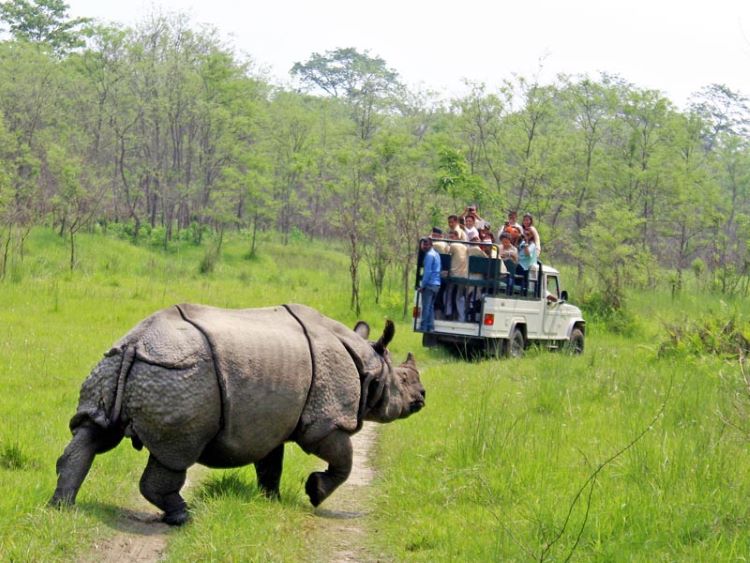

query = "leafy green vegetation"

[2,230,750,560]
[1,1,750,317]
[373,323,750,560]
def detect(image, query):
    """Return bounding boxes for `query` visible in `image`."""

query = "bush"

[199,247,218,274]
[580,291,638,335]
[179,221,208,245]
[148,226,166,248]
[659,312,750,359]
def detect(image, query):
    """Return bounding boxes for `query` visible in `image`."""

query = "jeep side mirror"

[560,290,568,303]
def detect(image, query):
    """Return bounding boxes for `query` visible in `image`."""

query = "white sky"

[65,0,750,109]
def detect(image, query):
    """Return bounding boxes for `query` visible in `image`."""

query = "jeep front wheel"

[566,327,584,354]
[505,327,525,358]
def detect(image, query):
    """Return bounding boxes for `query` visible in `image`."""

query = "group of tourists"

[418,204,542,331]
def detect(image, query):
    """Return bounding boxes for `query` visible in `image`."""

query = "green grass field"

[2,229,750,560]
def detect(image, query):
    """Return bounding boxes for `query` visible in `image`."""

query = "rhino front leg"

[139,454,189,526]
[255,444,284,499]
[305,430,352,507]
[49,423,122,507]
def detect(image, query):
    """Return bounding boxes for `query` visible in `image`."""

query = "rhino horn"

[373,320,395,356]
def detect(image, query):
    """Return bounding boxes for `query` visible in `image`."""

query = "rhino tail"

[109,345,136,425]
[68,345,136,434]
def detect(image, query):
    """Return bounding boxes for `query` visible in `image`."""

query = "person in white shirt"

[463,214,479,242]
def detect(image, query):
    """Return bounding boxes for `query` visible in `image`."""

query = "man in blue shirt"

[419,237,441,332]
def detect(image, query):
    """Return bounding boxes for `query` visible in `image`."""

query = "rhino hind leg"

[49,422,123,507]
[139,454,189,526]
[254,444,284,499]
[304,430,353,507]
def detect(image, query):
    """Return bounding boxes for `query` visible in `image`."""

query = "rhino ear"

[373,319,395,355]
[403,351,416,367]
[354,321,370,339]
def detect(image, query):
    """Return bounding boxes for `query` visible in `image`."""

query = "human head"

[447,215,459,230]
[499,232,512,246]
[420,237,433,251]
[523,213,533,227]
[448,229,460,240]
[465,214,476,227]
[466,203,477,214]
[431,227,444,239]
[508,210,518,223]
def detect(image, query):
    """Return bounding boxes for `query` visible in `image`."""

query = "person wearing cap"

[430,227,448,253]
[478,221,495,243]
[419,237,441,332]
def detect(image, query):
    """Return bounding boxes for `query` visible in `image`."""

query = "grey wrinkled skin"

[49,303,425,525]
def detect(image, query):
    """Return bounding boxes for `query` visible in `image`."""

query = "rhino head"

[354,320,426,423]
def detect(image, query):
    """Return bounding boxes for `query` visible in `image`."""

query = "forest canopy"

[1,0,749,314]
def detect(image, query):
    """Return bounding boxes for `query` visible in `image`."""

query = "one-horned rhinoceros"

[49,303,425,524]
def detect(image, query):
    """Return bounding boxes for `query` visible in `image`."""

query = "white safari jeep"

[413,240,585,357]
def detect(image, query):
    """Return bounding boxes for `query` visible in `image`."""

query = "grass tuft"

[0,442,39,470]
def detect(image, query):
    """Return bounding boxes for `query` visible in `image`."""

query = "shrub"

[149,226,167,248]
[199,247,218,274]
[659,312,750,359]
[580,291,638,335]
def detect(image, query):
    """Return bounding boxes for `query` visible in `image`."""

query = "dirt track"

[84,424,380,562]
[308,422,382,562]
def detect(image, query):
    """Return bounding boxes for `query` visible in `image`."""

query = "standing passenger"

[419,237,441,332]
[447,215,467,241]
[498,232,518,296]
[430,227,448,253]
[463,214,479,242]
[522,213,541,256]
[517,230,538,297]
[479,221,495,243]
[445,229,469,321]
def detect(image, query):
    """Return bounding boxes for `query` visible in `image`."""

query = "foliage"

[4,230,750,560]
[659,310,750,359]
[575,201,647,310]
[1,5,750,313]
[372,317,750,560]
[0,0,90,53]
[579,291,639,335]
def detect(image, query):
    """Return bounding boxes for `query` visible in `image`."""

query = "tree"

[689,84,750,150]
[0,0,89,53]
[291,47,402,140]
[47,143,103,269]
[576,201,648,310]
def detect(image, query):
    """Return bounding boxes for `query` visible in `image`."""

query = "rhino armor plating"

[49,303,425,525]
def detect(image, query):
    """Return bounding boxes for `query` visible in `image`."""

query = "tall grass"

[371,289,750,560]
[4,229,750,560]
[0,228,411,561]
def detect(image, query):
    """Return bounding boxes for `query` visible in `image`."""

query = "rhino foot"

[305,472,326,507]
[163,508,190,526]
[47,493,73,509]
